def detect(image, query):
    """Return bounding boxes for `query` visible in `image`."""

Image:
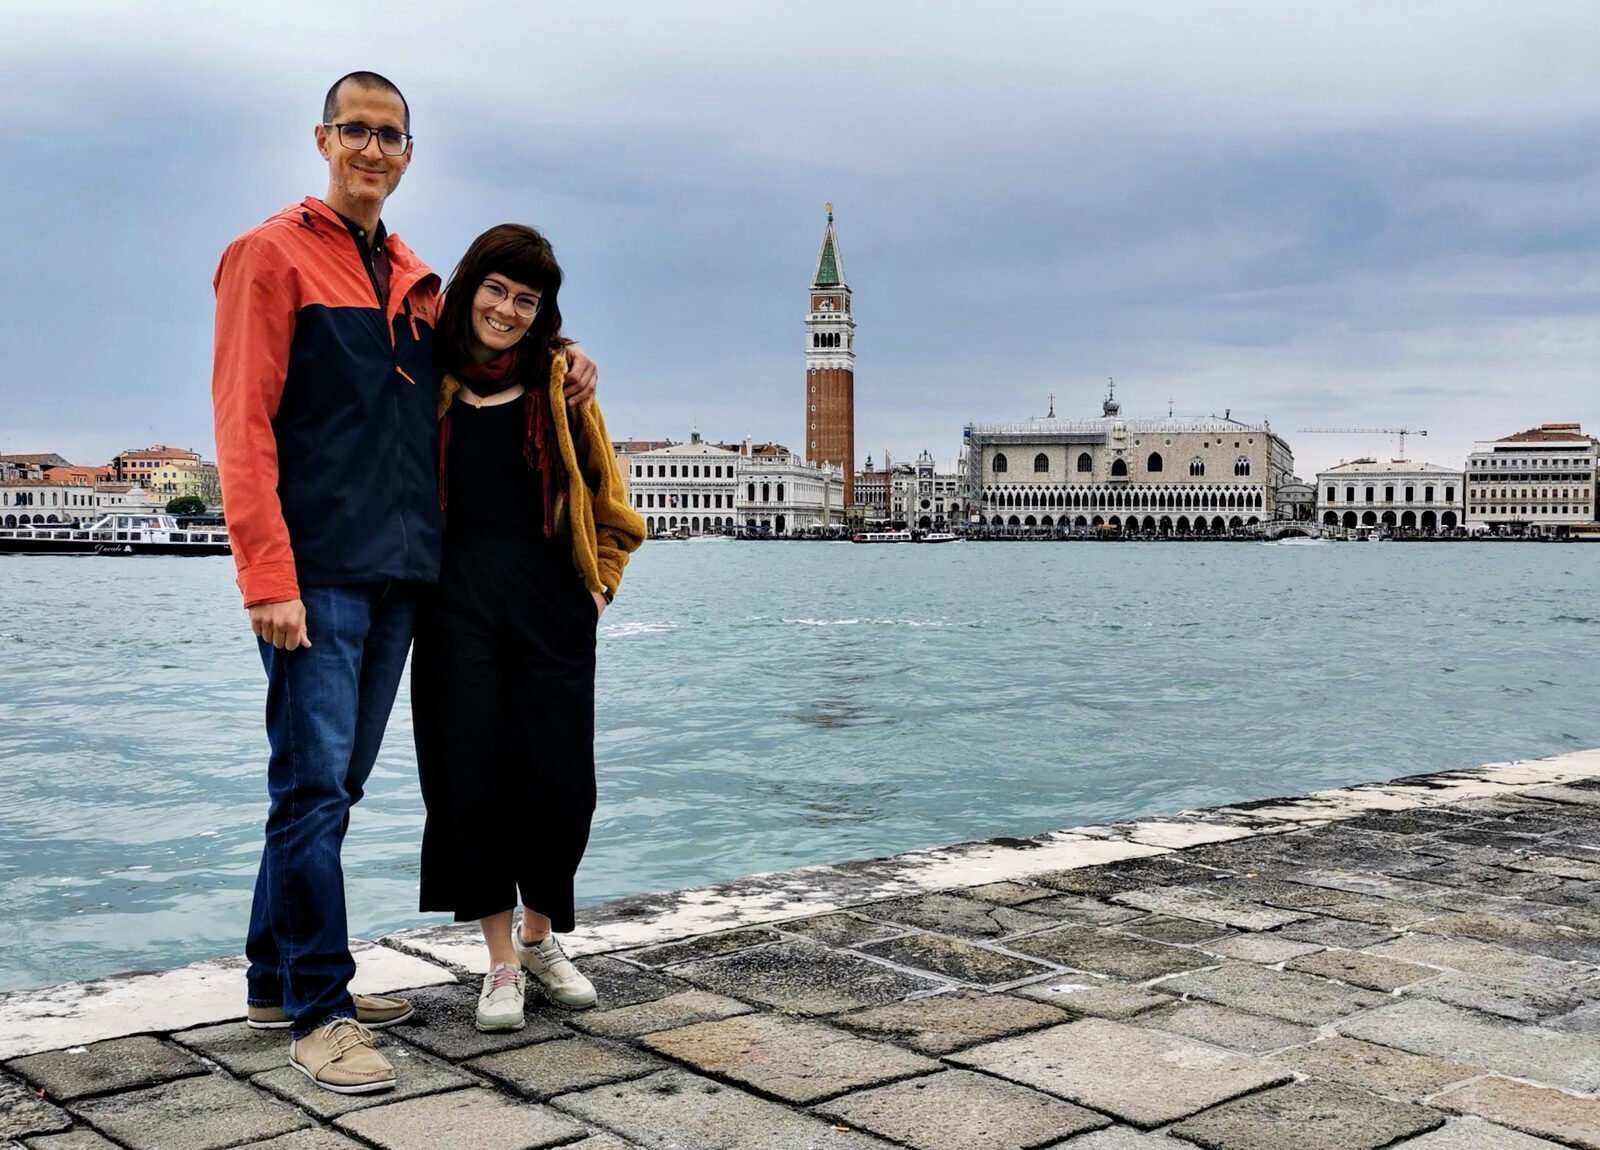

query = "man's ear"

[314,123,332,161]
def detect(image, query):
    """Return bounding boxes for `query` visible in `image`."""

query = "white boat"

[0,513,231,556]
[851,530,913,543]
[918,532,960,543]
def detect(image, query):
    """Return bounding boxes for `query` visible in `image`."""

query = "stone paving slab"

[553,1068,900,1149]
[1136,1002,1316,1054]
[830,989,1068,1055]
[1161,962,1389,1025]
[251,1045,474,1119]
[641,1012,937,1104]
[776,913,908,947]
[23,1132,123,1150]
[1364,933,1595,987]
[0,1073,70,1139]
[617,927,782,968]
[1392,1118,1569,1148]
[949,1018,1293,1128]
[1006,925,1215,980]
[1269,1037,1478,1100]
[1273,916,1401,949]
[1205,877,1438,928]
[1201,934,1324,964]
[1414,911,1600,963]
[1410,970,1585,1022]
[1114,914,1238,946]
[1169,1080,1444,1150]
[172,1020,290,1077]
[1338,999,1600,1092]
[815,1068,1110,1149]
[855,893,1060,938]
[854,933,1051,986]
[333,1087,585,1150]
[69,1073,312,1150]
[6,1035,206,1102]
[1011,977,1175,1018]
[568,989,756,1039]
[1028,856,1218,897]
[230,1131,371,1150]
[1433,1075,1600,1149]
[467,1034,664,1100]
[1065,1132,1190,1149]
[1111,888,1308,931]
[1283,948,1437,991]
[673,941,942,1015]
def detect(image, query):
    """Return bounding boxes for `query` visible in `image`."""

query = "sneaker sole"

[248,1004,415,1032]
[288,1055,395,1095]
[474,1014,527,1032]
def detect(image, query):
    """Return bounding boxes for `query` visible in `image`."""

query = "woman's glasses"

[478,279,541,318]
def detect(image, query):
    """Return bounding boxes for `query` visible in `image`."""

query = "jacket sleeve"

[212,233,299,608]
[577,401,646,594]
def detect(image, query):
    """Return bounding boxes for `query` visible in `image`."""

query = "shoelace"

[489,965,522,991]
[319,1018,375,1058]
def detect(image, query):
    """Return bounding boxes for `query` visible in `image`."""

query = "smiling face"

[315,81,411,222]
[470,273,542,359]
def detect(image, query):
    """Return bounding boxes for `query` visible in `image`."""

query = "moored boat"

[918,532,959,543]
[0,513,231,556]
[851,529,913,543]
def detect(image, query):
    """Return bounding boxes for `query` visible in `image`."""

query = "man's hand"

[249,598,311,650]
[563,343,598,408]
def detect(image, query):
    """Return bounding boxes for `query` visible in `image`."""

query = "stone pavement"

[8,751,1600,1148]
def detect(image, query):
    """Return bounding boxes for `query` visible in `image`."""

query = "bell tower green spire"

[812,201,846,288]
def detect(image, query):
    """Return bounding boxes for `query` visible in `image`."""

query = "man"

[212,71,596,1094]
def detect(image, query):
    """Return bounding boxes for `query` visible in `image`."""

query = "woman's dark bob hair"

[435,223,564,374]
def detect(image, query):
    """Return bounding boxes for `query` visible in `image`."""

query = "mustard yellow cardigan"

[439,356,646,598]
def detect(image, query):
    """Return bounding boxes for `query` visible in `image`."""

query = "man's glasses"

[479,279,541,318]
[324,122,412,157]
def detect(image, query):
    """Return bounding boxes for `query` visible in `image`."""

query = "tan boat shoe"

[247,992,414,1031]
[288,1017,395,1094]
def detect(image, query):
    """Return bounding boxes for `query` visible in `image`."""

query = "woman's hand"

[591,590,608,618]
[564,344,598,408]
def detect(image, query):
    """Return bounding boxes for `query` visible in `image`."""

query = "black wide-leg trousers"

[413,534,598,932]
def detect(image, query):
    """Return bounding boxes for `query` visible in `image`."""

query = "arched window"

[1147,452,1163,473]
[747,482,756,501]
[776,483,785,502]
[1076,452,1092,473]
[1111,458,1128,477]
[1189,458,1205,477]
[1034,453,1049,473]
[992,453,1009,474]
[1234,456,1251,476]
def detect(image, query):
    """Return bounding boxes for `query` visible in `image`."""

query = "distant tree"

[167,495,205,517]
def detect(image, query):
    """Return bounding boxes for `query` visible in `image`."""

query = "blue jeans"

[245,582,418,1036]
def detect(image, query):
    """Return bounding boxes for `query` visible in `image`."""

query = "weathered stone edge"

[2,748,1595,1059]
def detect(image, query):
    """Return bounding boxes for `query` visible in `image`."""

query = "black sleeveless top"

[444,396,544,539]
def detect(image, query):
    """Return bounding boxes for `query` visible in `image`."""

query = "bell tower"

[805,202,855,504]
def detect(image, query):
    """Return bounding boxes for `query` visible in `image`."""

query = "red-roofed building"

[1465,423,1598,536]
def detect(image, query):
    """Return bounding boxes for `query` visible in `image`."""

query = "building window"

[1034,453,1049,473]
[1111,458,1128,477]
[1077,452,1093,473]
[1404,486,1414,502]
[1190,458,1205,477]
[1234,457,1251,477]
[1385,486,1395,503]
[1147,452,1163,473]
[1445,486,1455,503]
[1365,486,1375,503]
[993,453,1008,474]
[1326,486,1336,503]
[1425,485,1434,502]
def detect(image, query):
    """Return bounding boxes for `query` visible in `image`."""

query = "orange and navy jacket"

[212,196,443,607]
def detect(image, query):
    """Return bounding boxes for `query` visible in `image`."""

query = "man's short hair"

[323,71,411,133]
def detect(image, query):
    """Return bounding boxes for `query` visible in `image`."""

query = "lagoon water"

[2,540,1597,992]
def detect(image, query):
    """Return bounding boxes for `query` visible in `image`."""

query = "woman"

[412,223,645,1031]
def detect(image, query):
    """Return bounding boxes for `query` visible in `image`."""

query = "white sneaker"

[514,929,597,1010]
[475,963,526,1032]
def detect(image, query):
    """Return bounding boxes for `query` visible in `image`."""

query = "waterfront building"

[962,389,1295,534]
[623,432,741,537]
[111,445,200,487]
[1274,478,1317,522]
[890,450,961,531]
[0,475,101,525]
[805,204,856,507]
[853,456,891,523]
[1464,423,1598,537]
[736,443,845,536]
[1316,460,1461,534]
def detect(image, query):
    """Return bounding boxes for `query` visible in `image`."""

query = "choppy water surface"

[2,541,1597,991]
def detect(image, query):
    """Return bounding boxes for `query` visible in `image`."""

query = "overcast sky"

[3,1,1598,479]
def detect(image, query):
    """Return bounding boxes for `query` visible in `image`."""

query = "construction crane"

[1297,427,1428,459]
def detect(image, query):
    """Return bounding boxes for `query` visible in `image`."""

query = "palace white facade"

[0,479,160,526]
[1316,460,1462,534]
[736,446,845,536]
[962,392,1295,534]
[622,434,741,536]
[890,450,961,530]
[1464,423,1598,537]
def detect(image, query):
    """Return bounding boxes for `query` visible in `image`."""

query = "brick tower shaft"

[805,204,855,505]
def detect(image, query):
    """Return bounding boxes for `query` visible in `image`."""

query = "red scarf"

[439,347,563,537]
